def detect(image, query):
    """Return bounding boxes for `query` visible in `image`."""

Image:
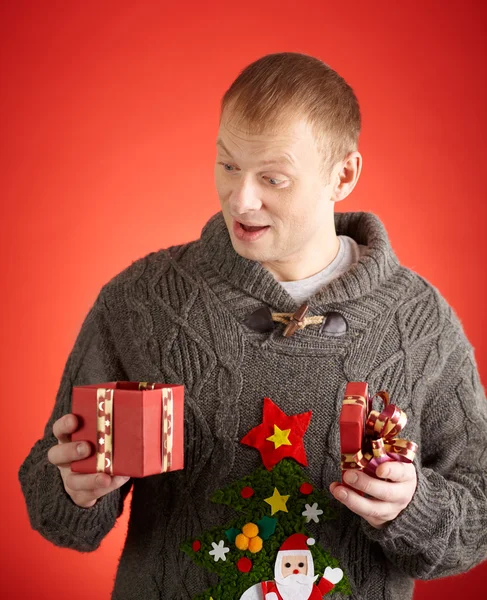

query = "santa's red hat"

[279,533,315,553]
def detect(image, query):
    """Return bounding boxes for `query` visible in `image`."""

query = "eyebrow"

[216,138,297,168]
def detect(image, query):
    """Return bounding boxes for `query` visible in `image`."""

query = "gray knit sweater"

[19,211,487,600]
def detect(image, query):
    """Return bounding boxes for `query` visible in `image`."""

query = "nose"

[228,176,262,215]
[293,569,299,575]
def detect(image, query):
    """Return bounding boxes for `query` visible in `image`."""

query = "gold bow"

[341,391,418,475]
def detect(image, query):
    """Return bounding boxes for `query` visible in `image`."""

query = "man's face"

[214,113,337,280]
[281,554,308,577]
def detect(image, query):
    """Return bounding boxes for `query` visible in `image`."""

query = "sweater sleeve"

[361,306,487,579]
[18,291,132,552]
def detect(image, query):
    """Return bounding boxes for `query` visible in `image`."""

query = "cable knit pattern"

[19,211,487,600]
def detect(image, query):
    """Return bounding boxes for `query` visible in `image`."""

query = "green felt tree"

[181,397,351,599]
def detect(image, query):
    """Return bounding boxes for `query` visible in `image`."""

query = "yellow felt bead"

[248,535,263,553]
[242,523,259,538]
[235,534,249,550]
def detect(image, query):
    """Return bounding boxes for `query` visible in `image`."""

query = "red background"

[2,1,486,598]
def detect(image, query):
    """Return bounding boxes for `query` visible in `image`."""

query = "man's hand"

[47,414,130,508]
[329,462,417,529]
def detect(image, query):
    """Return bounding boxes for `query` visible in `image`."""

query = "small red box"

[340,382,370,454]
[339,382,371,488]
[71,381,184,478]
[339,383,418,485]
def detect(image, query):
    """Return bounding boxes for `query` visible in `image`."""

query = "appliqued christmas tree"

[181,397,351,599]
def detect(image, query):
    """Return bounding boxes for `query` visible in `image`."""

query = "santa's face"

[276,554,316,600]
[281,555,308,577]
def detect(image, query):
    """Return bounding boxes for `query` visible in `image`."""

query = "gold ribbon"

[138,381,155,390]
[343,394,368,409]
[96,388,114,474]
[95,383,174,474]
[341,391,418,474]
[162,388,173,472]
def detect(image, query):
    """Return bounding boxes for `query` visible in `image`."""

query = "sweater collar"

[200,211,400,311]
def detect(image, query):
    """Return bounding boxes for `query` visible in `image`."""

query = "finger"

[67,474,131,506]
[342,470,406,503]
[48,440,91,467]
[66,472,130,496]
[65,472,112,493]
[94,475,131,497]
[376,461,416,483]
[330,481,339,494]
[330,483,396,526]
[53,414,79,443]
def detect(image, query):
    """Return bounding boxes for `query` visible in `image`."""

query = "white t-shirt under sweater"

[280,235,367,304]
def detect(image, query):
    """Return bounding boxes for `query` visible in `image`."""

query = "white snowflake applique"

[209,540,230,562]
[302,502,324,523]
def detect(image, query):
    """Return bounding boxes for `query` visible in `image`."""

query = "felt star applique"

[241,397,312,470]
[302,502,324,523]
[264,488,290,515]
[208,540,230,562]
[266,424,292,449]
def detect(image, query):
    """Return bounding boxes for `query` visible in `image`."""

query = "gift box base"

[71,381,184,478]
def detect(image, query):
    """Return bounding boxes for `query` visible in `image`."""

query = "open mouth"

[233,220,270,241]
[240,223,267,232]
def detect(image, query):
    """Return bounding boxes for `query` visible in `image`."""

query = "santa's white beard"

[275,573,318,600]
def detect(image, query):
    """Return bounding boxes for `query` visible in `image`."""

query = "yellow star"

[266,424,292,449]
[264,487,290,515]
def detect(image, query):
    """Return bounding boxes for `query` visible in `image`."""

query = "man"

[19,52,487,599]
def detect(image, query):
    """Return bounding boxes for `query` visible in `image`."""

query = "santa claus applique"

[240,533,343,600]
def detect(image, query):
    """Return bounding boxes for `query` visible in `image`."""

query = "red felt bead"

[237,557,253,573]
[192,540,201,552]
[300,482,313,495]
[241,486,255,499]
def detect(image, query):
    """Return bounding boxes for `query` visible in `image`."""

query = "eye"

[285,562,291,568]
[222,163,235,172]
[298,562,305,568]
[266,176,283,186]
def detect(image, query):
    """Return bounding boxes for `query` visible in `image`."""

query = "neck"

[261,232,340,283]
[200,211,400,311]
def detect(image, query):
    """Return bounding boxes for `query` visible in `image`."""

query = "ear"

[331,151,362,203]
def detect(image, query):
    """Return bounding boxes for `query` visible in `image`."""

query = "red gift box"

[339,382,417,483]
[71,381,184,478]
[340,382,371,457]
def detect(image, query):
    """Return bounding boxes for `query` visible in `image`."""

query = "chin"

[229,236,266,262]
[230,233,261,260]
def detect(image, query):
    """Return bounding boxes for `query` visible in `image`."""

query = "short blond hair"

[220,52,361,171]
